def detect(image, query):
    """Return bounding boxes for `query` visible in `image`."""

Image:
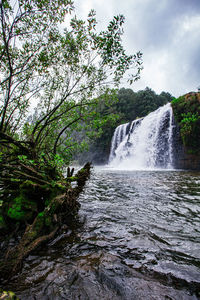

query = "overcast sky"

[73,0,200,97]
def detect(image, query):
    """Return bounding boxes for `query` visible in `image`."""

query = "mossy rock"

[7,194,37,222]
[0,290,19,299]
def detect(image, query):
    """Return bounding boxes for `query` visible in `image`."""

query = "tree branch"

[53,116,82,155]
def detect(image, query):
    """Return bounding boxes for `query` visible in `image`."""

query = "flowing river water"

[3,167,200,299]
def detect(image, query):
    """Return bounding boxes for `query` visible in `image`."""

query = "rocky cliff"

[172,92,200,170]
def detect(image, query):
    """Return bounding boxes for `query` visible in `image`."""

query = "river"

[3,167,200,299]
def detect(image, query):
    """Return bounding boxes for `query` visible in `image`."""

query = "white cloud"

[72,0,200,96]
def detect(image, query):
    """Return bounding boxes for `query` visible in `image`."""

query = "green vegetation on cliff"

[172,92,200,154]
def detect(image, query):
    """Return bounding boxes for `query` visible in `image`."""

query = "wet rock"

[4,252,199,300]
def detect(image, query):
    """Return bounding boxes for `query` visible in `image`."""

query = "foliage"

[0,0,143,180]
[171,93,200,153]
[0,0,143,276]
[0,0,142,165]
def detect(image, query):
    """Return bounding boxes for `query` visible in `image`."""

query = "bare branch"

[53,116,82,155]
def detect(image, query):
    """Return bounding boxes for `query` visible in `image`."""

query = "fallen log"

[0,162,92,282]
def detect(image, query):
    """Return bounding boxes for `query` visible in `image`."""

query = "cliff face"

[176,153,200,170]
[173,123,200,170]
[172,92,200,170]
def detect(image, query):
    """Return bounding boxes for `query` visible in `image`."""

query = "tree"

[0,0,143,279]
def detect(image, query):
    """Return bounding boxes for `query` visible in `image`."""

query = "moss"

[38,211,44,217]
[78,168,85,174]
[49,201,56,214]
[32,211,45,234]
[19,179,64,210]
[7,194,37,222]
[67,176,78,182]
[10,178,21,183]
[20,180,39,197]
[45,183,65,206]
[45,216,52,227]
[55,183,66,190]
[0,214,6,229]
[0,290,19,299]
[20,180,35,188]
[7,195,25,220]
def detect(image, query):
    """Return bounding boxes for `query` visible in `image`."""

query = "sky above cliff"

[74,0,200,97]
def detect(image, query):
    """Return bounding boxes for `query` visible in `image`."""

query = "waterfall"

[109,103,175,170]
[109,123,129,162]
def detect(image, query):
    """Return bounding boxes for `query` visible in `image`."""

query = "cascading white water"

[109,123,129,162]
[109,103,174,170]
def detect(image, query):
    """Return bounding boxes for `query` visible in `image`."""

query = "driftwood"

[0,162,91,282]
